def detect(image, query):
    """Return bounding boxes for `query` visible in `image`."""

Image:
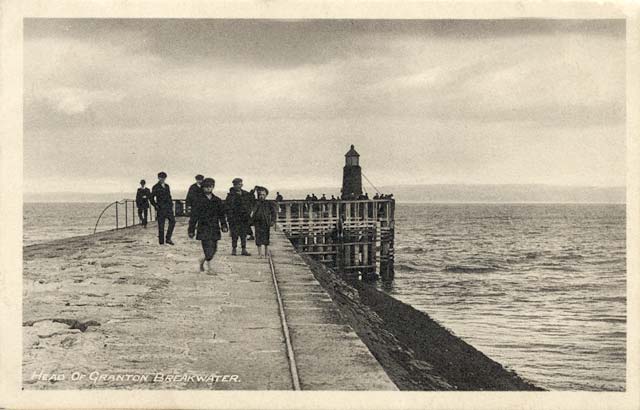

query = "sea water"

[23,202,115,246]
[378,203,626,391]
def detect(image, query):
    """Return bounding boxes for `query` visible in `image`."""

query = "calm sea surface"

[24,202,119,246]
[377,203,626,391]
[24,202,626,390]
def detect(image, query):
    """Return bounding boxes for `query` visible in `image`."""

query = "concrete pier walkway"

[22,219,396,390]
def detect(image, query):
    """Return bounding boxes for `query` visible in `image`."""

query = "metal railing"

[93,199,156,234]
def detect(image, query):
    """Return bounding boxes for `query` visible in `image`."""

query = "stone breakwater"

[23,218,540,391]
[22,220,396,390]
[301,255,543,391]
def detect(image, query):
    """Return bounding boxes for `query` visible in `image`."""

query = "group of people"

[303,192,394,201]
[304,193,336,201]
[135,172,277,274]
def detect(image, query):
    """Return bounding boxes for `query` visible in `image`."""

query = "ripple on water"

[379,203,626,391]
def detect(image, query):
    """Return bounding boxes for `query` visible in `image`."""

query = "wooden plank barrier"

[276,199,395,281]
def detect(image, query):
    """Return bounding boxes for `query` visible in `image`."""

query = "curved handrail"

[93,199,132,234]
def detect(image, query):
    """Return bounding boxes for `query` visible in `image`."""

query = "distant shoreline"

[395,201,626,205]
[23,183,626,204]
[24,200,627,205]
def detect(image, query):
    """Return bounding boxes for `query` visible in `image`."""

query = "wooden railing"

[275,199,395,281]
[173,199,188,216]
[93,197,395,281]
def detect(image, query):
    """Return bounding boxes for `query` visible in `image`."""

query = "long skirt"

[254,223,270,246]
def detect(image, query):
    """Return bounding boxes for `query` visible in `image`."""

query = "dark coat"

[185,183,204,208]
[136,187,151,209]
[188,193,228,241]
[150,182,173,211]
[225,188,255,226]
[251,200,277,227]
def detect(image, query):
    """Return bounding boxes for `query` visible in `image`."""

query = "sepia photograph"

[1,1,639,409]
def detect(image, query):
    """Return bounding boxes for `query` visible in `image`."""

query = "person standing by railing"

[150,171,176,245]
[135,179,151,227]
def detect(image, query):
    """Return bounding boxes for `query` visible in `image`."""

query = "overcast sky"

[24,19,625,194]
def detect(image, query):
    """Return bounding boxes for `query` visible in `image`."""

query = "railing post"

[371,224,377,278]
[373,199,378,220]
[285,203,291,233]
[115,202,119,230]
[378,199,395,282]
[125,200,128,228]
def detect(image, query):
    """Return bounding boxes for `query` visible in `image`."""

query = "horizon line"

[23,200,627,205]
[23,182,627,195]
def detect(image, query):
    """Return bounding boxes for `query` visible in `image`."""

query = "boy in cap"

[250,186,277,258]
[225,177,255,256]
[150,171,176,245]
[188,178,228,273]
[135,179,151,227]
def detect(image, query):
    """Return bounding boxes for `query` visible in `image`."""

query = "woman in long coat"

[250,186,277,258]
[188,178,228,273]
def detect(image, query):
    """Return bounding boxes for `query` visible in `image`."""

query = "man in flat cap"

[186,174,205,212]
[225,177,255,256]
[186,174,205,235]
[149,171,176,245]
[135,179,151,227]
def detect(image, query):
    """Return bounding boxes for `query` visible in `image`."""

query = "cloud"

[36,87,126,115]
[22,19,626,191]
[24,19,625,129]
[24,19,625,66]
[356,32,625,127]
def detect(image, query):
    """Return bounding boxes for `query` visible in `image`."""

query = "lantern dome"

[345,144,360,158]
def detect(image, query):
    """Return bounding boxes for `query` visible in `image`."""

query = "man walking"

[150,171,176,245]
[186,174,205,211]
[135,179,151,227]
[186,174,205,235]
[225,177,254,256]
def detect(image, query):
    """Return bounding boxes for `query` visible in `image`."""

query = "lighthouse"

[341,145,363,199]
